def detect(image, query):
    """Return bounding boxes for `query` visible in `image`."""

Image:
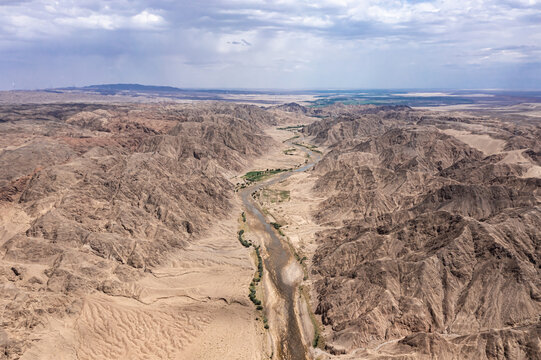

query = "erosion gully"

[240,134,321,360]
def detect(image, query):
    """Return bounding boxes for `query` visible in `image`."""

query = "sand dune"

[442,129,506,155]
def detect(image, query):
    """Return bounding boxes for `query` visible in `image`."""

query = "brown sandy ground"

[8,202,268,360]
[0,102,282,360]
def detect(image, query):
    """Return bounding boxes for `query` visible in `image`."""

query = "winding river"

[240,134,321,360]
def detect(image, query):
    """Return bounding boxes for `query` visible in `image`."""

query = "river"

[240,134,321,360]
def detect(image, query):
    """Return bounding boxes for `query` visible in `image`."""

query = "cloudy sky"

[1,0,540,90]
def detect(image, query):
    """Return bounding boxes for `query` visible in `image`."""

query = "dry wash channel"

[239,134,321,360]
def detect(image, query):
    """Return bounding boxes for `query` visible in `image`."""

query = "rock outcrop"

[0,102,275,358]
[307,107,541,359]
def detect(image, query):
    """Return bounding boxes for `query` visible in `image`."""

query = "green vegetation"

[309,92,475,108]
[278,190,290,202]
[237,227,268,330]
[313,332,321,348]
[241,211,246,222]
[249,280,261,305]
[246,244,269,330]
[293,142,322,154]
[242,168,290,183]
[283,148,296,155]
[254,245,263,280]
[238,230,251,248]
[291,246,309,280]
[300,286,325,349]
[277,125,305,130]
[260,189,290,203]
[270,222,285,236]
[270,222,286,236]
[294,252,308,264]
[283,134,300,143]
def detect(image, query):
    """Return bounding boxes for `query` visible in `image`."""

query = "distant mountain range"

[82,83,186,92]
[59,83,280,95]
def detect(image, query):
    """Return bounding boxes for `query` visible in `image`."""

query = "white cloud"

[131,10,166,29]
[0,2,166,39]
[55,13,119,30]
[0,0,540,89]
[55,10,165,30]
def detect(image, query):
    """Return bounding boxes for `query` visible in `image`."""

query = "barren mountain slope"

[0,102,276,359]
[2,101,540,360]
[304,107,541,359]
[303,105,415,146]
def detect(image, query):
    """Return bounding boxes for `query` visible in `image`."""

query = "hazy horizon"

[16,84,541,93]
[2,0,541,91]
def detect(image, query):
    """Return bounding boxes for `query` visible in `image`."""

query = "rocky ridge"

[0,102,275,358]
[300,106,541,359]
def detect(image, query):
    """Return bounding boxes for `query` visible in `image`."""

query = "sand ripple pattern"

[76,298,210,359]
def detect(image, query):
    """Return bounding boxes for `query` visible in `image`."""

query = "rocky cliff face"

[0,102,275,358]
[307,107,541,359]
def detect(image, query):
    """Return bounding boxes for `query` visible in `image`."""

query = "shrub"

[313,333,320,348]
[238,230,251,248]
[248,245,265,309]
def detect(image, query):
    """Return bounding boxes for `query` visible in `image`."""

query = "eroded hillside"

[0,102,279,359]
[299,105,541,359]
[1,100,539,360]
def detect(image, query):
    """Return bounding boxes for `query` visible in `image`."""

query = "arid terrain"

[0,95,540,360]
[0,101,288,359]
[302,105,540,359]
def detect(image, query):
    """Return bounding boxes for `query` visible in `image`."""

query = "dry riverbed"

[237,125,335,359]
